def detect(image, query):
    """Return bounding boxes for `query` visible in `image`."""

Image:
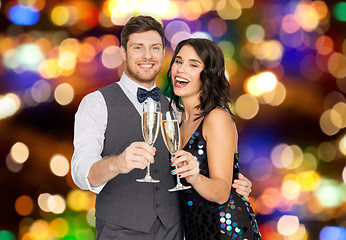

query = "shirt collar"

[119,72,157,96]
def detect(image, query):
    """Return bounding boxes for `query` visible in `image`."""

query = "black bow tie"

[137,87,161,103]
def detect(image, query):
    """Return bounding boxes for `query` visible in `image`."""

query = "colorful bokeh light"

[9,4,40,26]
[0,1,345,240]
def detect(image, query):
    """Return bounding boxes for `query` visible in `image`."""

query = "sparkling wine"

[161,111,191,191]
[161,120,180,154]
[142,111,161,146]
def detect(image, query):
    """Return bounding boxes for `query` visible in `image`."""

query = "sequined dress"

[179,120,261,240]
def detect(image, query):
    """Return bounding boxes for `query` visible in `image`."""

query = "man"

[71,15,252,239]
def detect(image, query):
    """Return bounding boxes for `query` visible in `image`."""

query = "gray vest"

[96,83,180,233]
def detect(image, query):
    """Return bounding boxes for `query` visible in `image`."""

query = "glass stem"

[175,165,182,185]
[146,143,154,177]
[146,162,151,177]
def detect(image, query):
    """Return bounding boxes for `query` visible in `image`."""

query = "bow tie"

[137,87,161,103]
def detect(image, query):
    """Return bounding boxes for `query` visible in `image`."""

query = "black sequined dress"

[179,120,261,240]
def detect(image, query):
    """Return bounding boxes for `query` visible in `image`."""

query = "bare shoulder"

[203,108,237,138]
[204,107,235,127]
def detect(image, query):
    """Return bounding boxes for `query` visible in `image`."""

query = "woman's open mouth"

[174,76,189,88]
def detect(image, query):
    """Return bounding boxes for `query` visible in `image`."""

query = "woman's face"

[171,45,204,99]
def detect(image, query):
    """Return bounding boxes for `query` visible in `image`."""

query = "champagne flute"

[161,111,191,191]
[136,100,161,183]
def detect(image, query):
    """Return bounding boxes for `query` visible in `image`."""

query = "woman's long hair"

[166,38,234,120]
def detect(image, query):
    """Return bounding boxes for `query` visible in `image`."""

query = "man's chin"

[137,76,157,83]
[125,68,160,84]
[135,72,159,82]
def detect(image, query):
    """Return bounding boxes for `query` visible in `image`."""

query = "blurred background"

[0,0,345,239]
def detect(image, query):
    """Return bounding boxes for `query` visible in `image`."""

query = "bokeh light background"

[0,0,345,239]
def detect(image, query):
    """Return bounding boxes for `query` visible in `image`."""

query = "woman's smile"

[174,76,190,88]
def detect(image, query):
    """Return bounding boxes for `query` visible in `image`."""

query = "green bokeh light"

[0,231,15,240]
[333,2,346,21]
[74,229,95,240]
[315,179,345,207]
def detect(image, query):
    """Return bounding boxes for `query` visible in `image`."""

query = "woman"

[167,38,261,240]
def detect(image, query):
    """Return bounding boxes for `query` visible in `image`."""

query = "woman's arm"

[172,108,237,204]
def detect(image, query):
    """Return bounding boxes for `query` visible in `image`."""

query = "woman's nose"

[177,64,186,73]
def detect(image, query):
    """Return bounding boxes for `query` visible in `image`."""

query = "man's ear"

[120,46,126,62]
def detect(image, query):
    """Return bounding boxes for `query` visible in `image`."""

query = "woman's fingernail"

[172,154,175,157]
[171,170,175,174]
[171,162,174,166]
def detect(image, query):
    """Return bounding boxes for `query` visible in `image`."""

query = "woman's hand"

[171,150,200,184]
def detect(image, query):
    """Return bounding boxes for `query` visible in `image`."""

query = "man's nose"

[142,48,152,60]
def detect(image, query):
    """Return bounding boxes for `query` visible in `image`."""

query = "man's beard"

[125,62,161,84]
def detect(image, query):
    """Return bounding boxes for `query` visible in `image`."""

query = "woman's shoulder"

[203,107,237,137]
[204,107,234,124]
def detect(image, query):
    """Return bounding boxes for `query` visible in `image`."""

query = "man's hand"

[88,142,155,187]
[232,173,252,201]
[116,142,156,174]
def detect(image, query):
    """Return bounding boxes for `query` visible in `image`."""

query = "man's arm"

[71,91,155,193]
[71,91,108,193]
[87,142,155,187]
[232,173,252,201]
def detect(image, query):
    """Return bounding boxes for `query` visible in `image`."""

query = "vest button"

[155,203,160,208]
[155,186,160,191]
[154,169,159,174]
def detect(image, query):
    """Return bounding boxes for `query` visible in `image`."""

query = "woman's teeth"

[175,77,189,83]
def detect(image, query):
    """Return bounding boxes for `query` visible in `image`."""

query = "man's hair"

[120,15,165,50]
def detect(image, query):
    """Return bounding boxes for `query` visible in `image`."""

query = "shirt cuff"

[72,155,106,194]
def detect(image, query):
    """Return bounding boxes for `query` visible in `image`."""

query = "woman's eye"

[191,64,198,67]
[175,60,182,64]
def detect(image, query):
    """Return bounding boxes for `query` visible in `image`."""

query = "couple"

[71,15,261,240]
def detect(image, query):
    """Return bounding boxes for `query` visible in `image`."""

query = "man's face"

[121,30,164,87]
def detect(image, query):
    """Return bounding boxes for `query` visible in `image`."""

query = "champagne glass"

[136,100,161,183]
[161,111,191,191]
